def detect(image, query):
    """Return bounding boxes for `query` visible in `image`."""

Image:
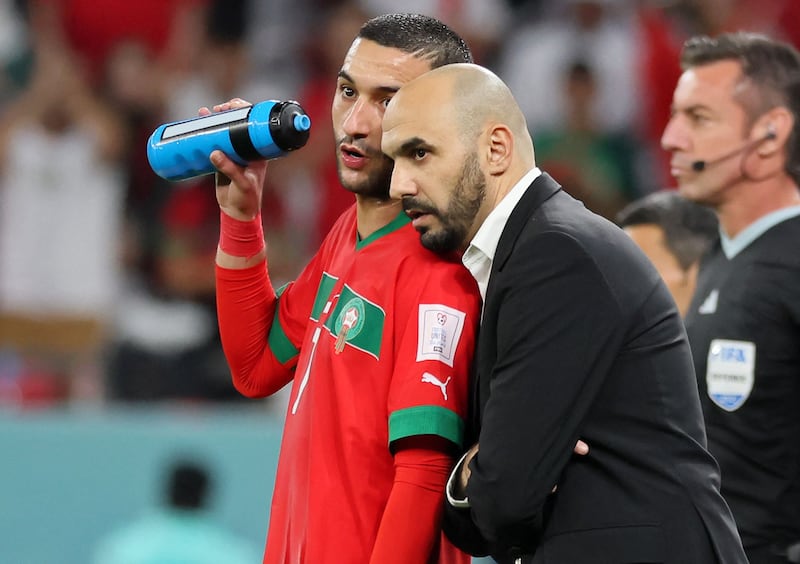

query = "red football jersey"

[221,206,480,563]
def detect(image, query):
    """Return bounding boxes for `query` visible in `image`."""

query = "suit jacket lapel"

[469,173,562,435]
[492,172,562,273]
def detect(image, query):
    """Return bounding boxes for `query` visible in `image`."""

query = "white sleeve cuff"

[446,450,472,508]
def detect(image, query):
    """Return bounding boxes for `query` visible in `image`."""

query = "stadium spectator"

[0,36,126,402]
[93,458,258,564]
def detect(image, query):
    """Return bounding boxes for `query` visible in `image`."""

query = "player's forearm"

[370,441,454,563]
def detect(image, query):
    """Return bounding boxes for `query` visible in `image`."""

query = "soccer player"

[209,14,480,564]
[662,32,800,564]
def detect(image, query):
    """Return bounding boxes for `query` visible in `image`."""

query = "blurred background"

[0,0,797,562]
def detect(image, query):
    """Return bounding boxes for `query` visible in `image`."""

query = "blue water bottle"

[147,100,312,182]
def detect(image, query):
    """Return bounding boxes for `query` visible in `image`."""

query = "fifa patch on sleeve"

[416,304,466,367]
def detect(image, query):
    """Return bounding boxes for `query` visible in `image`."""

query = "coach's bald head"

[382,63,536,252]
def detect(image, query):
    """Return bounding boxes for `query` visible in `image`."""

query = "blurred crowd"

[0,0,797,407]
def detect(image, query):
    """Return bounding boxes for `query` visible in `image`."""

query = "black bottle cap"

[269,101,311,151]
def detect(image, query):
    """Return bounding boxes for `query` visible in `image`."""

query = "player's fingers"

[228,97,252,109]
[215,171,232,187]
[211,151,249,188]
[212,98,252,113]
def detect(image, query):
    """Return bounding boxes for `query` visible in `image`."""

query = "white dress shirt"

[461,167,542,300]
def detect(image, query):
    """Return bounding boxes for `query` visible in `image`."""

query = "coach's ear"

[483,124,513,177]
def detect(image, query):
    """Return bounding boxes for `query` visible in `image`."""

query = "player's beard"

[404,152,486,254]
[336,141,394,201]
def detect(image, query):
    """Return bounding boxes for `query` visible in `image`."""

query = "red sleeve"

[387,256,481,448]
[215,261,294,397]
[369,436,456,564]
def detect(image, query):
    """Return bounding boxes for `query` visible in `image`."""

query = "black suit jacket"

[444,174,747,564]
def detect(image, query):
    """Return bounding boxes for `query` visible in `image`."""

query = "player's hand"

[457,443,479,495]
[200,98,269,221]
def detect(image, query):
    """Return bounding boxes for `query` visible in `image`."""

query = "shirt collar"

[720,205,800,259]
[467,167,542,261]
[461,168,541,299]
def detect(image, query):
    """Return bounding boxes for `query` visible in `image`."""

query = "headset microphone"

[691,128,777,172]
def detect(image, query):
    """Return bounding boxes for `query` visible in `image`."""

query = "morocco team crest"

[334,298,365,353]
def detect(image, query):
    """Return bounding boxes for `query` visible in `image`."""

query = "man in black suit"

[381,63,748,564]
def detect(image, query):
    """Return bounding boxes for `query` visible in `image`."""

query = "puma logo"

[421,372,451,401]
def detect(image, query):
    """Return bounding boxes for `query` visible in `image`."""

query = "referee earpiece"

[690,123,780,172]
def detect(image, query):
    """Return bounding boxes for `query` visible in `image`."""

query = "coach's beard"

[408,155,486,254]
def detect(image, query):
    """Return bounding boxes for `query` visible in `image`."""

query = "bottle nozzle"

[293,113,311,132]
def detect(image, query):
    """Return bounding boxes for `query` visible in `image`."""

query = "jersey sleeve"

[215,250,325,398]
[387,258,481,451]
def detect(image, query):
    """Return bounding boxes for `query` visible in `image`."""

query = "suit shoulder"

[517,200,665,303]
[522,203,631,263]
[534,194,625,241]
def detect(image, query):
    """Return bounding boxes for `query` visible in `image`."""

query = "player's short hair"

[616,191,719,271]
[357,13,473,68]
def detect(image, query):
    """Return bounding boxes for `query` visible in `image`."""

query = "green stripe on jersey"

[267,285,296,364]
[310,272,338,321]
[388,405,464,447]
[267,304,298,365]
[355,211,411,251]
